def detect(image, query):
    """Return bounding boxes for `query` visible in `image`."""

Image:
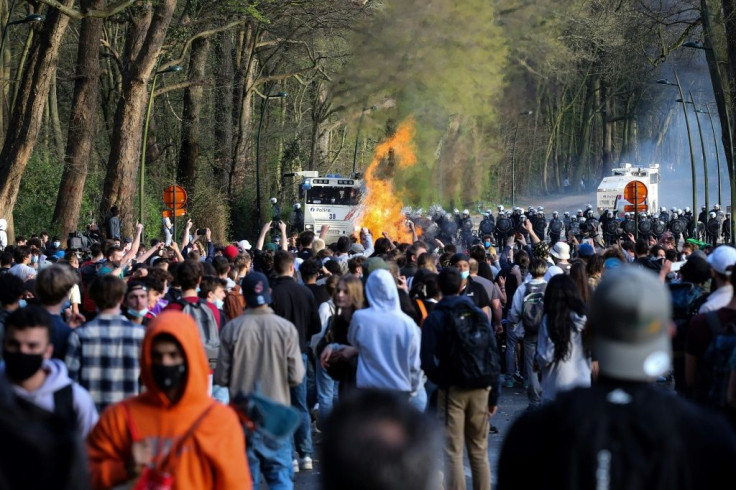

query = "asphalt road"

[274,383,531,489]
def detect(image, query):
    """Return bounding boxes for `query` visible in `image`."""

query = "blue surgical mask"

[18,299,27,308]
[461,270,470,280]
[128,307,148,319]
[53,241,61,248]
[214,299,224,309]
[484,241,491,248]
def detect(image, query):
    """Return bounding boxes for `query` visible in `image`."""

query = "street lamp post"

[702,105,723,205]
[0,0,44,64]
[352,106,370,176]
[683,38,736,244]
[140,65,182,227]
[255,89,288,231]
[687,91,709,212]
[657,75,697,215]
[511,110,533,207]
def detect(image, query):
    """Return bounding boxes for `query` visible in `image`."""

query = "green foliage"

[336,0,508,207]
[14,153,63,237]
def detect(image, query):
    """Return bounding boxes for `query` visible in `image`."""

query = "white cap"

[238,239,252,251]
[707,245,736,275]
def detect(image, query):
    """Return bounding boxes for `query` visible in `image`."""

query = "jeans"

[505,323,521,378]
[315,359,339,427]
[523,336,542,406]
[246,430,293,489]
[290,353,313,458]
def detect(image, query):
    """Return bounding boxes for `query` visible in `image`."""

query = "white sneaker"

[292,459,300,473]
[299,456,313,471]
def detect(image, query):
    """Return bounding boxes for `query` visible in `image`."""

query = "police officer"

[668,211,686,247]
[658,206,669,223]
[532,207,547,241]
[494,210,513,247]
[548,211,563,244]
[563,211,572,236]
[459,209,474,251]
[601,209,619,246]
[706,211,720,246]
[722,212,731,245]
[682,206,694,239]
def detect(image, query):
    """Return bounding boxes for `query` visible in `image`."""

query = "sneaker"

[513,371,525,384]
[504,378,515,389]
[299,456,313,471]
[292,459,300,474]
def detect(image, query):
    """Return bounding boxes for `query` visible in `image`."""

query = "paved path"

[276,384,530,489]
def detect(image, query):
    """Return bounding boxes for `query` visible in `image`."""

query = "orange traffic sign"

[162,208,188,218]
[623,180,647,204]
[163,185,187,209]
[623,204,648,213]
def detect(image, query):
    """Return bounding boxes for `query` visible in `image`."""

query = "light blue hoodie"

[348,269,421,393]
[7,358,99,437]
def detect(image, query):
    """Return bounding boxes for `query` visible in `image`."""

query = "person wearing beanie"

[499,267,736,490]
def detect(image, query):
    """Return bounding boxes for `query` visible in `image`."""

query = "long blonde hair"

[335,274,364,311]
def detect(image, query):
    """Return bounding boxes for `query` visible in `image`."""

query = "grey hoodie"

[348,269,422,393]
[8,358,99,437]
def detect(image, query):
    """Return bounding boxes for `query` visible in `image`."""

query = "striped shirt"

[65,313,145,413]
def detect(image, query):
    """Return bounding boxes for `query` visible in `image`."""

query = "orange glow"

[359,118,418,243]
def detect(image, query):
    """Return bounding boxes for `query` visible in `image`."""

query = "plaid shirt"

[65,313,145,413]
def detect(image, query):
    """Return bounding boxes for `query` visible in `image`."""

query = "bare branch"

[160,20,244,71]
[153,79,212,97]
[36,0,138,20]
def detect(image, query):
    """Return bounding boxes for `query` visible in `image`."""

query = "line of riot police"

[402,202,731,252]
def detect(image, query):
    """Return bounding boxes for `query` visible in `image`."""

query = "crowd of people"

[0,204,736,489]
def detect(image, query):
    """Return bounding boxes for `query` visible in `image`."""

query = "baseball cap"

[589,267,672,381]
[549,242,570,260]
[238,240,252,251]
[577,243,595,258]
[707,245,736,275]
[363,257,390,277]
[124,237,133,244]
[263,243,278,252]
[223,245,239,260]
[241,272,272,307]
[349,243,365,255]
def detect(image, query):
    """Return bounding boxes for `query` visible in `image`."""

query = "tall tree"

[52,0,104,238]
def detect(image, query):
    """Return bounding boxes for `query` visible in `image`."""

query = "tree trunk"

[213,30,234,191]
[0,2,73,242]
[52,0,104,238]
[178,37,209,190]
[231,23,257,196]
[49,71,64,159]
[98,0,178,235]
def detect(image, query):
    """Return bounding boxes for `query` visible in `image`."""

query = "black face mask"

[3,350,44,382]
[152,363,187,391]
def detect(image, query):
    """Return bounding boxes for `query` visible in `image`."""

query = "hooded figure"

[86,311,251,489]
[347,269,422,394]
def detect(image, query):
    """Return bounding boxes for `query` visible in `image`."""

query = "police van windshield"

[306,187,361,205]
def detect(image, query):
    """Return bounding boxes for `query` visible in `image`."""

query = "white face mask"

[53,241,61,248]
[128,307,148,319]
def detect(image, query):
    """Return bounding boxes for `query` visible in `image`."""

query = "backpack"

[53,384,75,431]
[223,285,246,322]
[175,299,220,368]
[702,311,736,408]
[446,301,501,389]
[521,282,547,335]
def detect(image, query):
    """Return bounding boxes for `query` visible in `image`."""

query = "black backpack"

[446,301,501,389]
[521,282,547,335]
[701,312,736,408]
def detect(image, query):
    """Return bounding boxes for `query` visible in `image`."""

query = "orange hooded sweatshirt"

[86,311,252,489]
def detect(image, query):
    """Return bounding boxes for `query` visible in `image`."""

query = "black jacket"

[271,276,321,352]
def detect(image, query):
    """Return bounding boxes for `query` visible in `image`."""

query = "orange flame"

[360,118,417,243]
